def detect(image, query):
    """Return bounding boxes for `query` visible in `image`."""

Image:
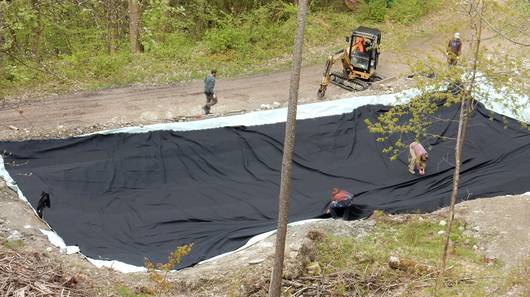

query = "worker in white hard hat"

[447,32,462,66]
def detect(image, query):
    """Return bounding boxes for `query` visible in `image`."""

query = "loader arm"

[317,48,352,99]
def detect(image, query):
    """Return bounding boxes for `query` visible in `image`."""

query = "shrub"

[388,0,434,24]
[88,53,132,79]
[144,244,192,296]
[357,0,388,22]
[357,0,441,24]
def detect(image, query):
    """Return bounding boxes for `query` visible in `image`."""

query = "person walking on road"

[447,32,462,66]
[203,69,217,115]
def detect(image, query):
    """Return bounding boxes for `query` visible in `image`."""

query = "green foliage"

[387,0,437,24]
[203,3,297,55]
[317,218,473,274]
[314,216,503,296]
[358,0,442,24]
[116,285,151,297]
[2,240,24,250]
[0,0,445,98]
[358,0,388,22]
[144,244,192,296]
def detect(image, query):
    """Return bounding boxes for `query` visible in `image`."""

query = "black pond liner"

[0,102,529,269]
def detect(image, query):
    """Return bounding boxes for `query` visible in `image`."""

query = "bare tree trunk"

[436,0,484,293]
[128,0,142,54]
[344,0,359,11]
[105,0,112,54]
[31,0,42,60]
[268,1,308,296]
[111,1,122,52]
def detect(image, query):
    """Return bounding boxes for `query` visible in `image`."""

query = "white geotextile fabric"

[1,85,528,273]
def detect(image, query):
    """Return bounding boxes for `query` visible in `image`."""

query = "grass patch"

[313,214,513,296]
[116,285,152,297]
[2,240,24,250]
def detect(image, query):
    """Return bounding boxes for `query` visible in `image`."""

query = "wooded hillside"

[0,0,441,99]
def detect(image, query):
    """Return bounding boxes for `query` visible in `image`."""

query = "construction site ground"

[0,14,529,296]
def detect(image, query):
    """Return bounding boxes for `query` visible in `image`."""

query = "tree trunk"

[31,0,42,60]
[128,0,142,54]
[436,0,483,294]
[267,1,308,297]
[105,0,112,54]
[344,0,358,11]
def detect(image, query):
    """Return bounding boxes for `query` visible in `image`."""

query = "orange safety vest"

[352,36,365,53]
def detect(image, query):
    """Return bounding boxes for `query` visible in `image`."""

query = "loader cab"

[347,26,381,75]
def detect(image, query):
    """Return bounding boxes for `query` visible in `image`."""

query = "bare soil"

[0,60,410,141]
[0,9,528,295]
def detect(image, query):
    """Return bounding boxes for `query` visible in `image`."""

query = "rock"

[63,275,80,288]
[472,226,480,232]
[7,230,22,241]
[473,245,478,250]
[248,258,265,265]
[8,125,19,131]
[23,225,32,229]
[136,286,155,295]
[439,220,447,226]
[165,111,174,120]
[438,230,446,235]
[484,254,497,265]
[306,230,325,241]
[272,101,281,108]
[485,253,496,261]
[388,256,432,273]
[260,104,272,110]
[463,230,474,237]
[140,111,159,122]
[261,242,273,248]
[14,287,26,297]
[283,260,303,280]
[306,261,321,275]
[289,243,301,251]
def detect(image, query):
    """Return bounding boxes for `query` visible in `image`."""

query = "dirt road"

[0,55,408,141]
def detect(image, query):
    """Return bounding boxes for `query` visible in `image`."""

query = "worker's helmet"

[454,32,461,39]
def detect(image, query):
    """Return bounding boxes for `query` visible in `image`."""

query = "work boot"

[409,168,415,175]
[203,106,209,115]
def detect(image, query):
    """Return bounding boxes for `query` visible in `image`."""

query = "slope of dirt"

[452,195,530,270]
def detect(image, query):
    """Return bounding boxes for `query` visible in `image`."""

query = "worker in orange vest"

[326,188,354,219]
[352,36,365,53]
